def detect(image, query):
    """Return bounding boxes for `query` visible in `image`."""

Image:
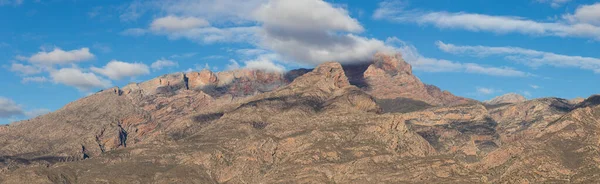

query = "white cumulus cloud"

[564,3,600,26]
[151,59,179,70]
[123,0,394,65]
[28,47,95,65]
[91,60,150,80]
[50,68,113,91]
[254,0,393,64]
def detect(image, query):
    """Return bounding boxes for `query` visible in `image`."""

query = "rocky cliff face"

[0,53,599,183]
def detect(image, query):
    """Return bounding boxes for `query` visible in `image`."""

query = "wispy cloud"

[120,28,147,37]
[476,87,501,95]
[150,15,210,31]
[151,59,178,70]
[92,43,112,53]
[88,6,103,18]
[21,76,48,84]
[9,63,42,76]
[436,41,600,73]
[202,55,225,60]
[170,52,198,59]
[530,85,540,89]
[374,1,600,40]
[536,0,572,8]
[0,0,23,6]
[387,38,532,77]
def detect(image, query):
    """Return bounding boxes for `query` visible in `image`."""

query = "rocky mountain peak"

[370,52,412,76]
[485,93,527,105]
[575,95,600,108]
[289,62,350,90]
[186,69,218,90]
[354,52,474,106]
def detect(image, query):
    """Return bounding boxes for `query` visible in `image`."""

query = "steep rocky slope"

[0,53,599,183]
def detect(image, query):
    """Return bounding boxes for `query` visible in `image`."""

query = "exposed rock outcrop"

[186,69,218,90]
[353,52,475,107]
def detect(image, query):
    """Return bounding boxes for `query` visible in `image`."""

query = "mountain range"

[1,52,599,183]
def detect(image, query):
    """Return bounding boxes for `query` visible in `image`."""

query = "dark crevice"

[251,122,269,130]
[237,96,325,113]
[0,155,80,165]
[95,128,106,153]
[117,122,128,148]
[284,68,311,82]
[416,130,441,151]
[193,112,224,124]
[183,73,190,90]
[342,64,371,89]
[375,98,433,113]
[81,145,89,160]
[196,84,231,98]
[446,118,498,135]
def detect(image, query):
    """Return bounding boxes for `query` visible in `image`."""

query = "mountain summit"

[347,52,475,107]
[485,93,527,105]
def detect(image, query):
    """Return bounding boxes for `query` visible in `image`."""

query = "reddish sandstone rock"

[359,52,474,106]
[187,69,218,90]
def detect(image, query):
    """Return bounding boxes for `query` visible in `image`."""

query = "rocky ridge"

[485,93,527,105]
[0,53,599,183]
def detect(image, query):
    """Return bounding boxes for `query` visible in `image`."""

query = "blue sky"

[1,0,600,124]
